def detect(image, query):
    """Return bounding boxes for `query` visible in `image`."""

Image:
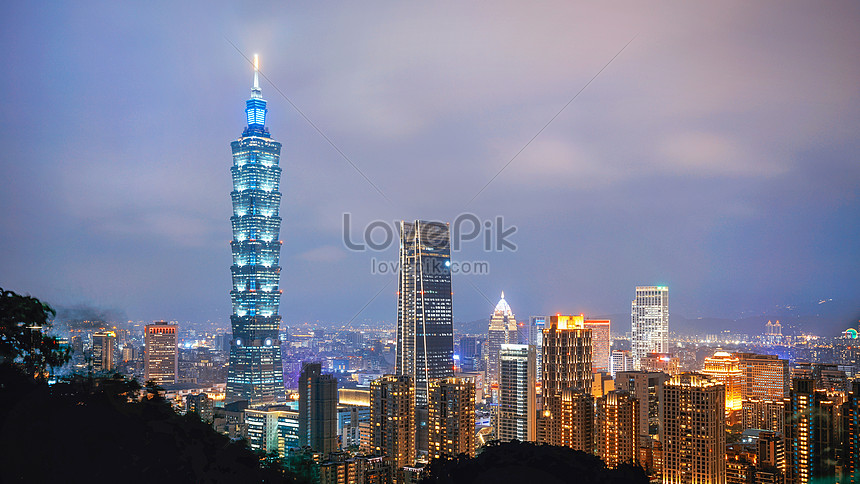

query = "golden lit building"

[539,315,592,450]
[661,373,726,484]
[741,397,785,433]
[91,331,116,372]
[370,375,415,471]
[144,322,178,384]
[701,351,744,424]
[428,377,475,459]
[584,319,611,374]
[596,390,638,468]
[735,352,789,400]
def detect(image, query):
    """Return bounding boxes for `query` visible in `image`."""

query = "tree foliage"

[0,287,70,378]
[421,440,648,484]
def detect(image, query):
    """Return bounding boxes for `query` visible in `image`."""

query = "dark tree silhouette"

[0,287,70,379]
[421,440,648,484]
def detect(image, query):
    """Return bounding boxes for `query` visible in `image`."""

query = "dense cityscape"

[1,3,859,484]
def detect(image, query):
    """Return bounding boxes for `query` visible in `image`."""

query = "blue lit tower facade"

[226,56,285,405]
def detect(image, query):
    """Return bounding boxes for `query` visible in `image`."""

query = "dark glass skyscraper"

[226,56,285,405]
[396,220,455,407]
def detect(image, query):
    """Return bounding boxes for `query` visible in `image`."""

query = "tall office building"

[735,352,790,400]
[299,363,338,454]
[584,319,611,374]
[91,331,116,372]
[486,292,517,394]
[538,315,592,448]
[395,220,454,407]
[144,322,178,384]
[661,373,726,484]
[226,55,285,405]
[529,315,548,383]
[631,286,669,370]
[615,371,668,449]
[497,344,536,442]
[428,377,475,459]
[701,351,744,424]
[370,375,415,471]
[596,390,639,468]
[841,387,860,484]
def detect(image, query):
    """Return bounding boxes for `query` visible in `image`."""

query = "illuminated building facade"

[395,220,454,408]
[701,351,744,424]
[92,331,116,372]
[631,286,669,370]
[640,352,680,376]
[529,315,548,383]
[559,387,593,453]
[538,315,592,448]
[841,388,860,483]
[764,320,783,346]
[370,375,415,471]
[787,378,839,484]
[497,344,536,442]
[615,371,668,449]
[428,377,475,459]
[226,56,285,405]
[584,319,611,374]
[144,322,178,384]
[486,292,517,394]
[596,390,639,468]
[611,350,633,377]
[735,352,790,400]
[660,373,726,484]
[741,397,785,433]
[299,363,338,454]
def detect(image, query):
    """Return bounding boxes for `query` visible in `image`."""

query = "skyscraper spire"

[253,54,260,90]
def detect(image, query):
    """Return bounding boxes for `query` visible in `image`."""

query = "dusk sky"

[1,2,858,333]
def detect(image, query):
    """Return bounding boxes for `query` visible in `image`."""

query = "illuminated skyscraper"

[91,331,116,372]
[370,375,415,471]
[144,322,178,384]
[735,352,790,400]
[631,286,668,370]
[226,56,285,405]
[596,390,639,468]
[615,371,668,450]
[538,315,592,448]
[428,377,475,459]
[660,373,726,484]
[701,351,744,424]
[787,378,839,484]
[610,350,633,377]
[584,319,611,374]
[486,292,517,394]
[395,220,454,407]
[497,343,536,442]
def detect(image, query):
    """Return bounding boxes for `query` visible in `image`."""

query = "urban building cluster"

[48,59,860,484]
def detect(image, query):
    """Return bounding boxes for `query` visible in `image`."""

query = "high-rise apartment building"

[640,352,680,376]
[486,292,517,394]
[226,56,285,405]
[610,350,633,377]
[701,351,744,424]
[560,387,593,453]
[741,397,785,433]
[661,373,726,484]
[787,378,839,484]
[529,315,548,381]
[631,286,669,370]
[428,377,475,459]
[735,352,790,400]
[538,315,592,448]
[841,387,860,484]
[91,331,116,372]
[395,221,454,408]
[615,371,668,449]
[596,390,639,468]
[144,322,178,384]
[299,363,338,454]
[497,344,536,442]
[370,375,415,471]
[584,319,611,374]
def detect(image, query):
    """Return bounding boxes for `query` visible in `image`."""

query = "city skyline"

[1,2,859,335]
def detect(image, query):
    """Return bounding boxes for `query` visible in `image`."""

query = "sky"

[1,1,858,334]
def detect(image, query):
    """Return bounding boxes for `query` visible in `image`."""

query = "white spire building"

[486,292,517,399]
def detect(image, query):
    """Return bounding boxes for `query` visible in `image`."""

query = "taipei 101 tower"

[226,56,285,404]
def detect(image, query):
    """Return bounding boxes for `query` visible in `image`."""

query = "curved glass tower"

[226,56,285,404]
